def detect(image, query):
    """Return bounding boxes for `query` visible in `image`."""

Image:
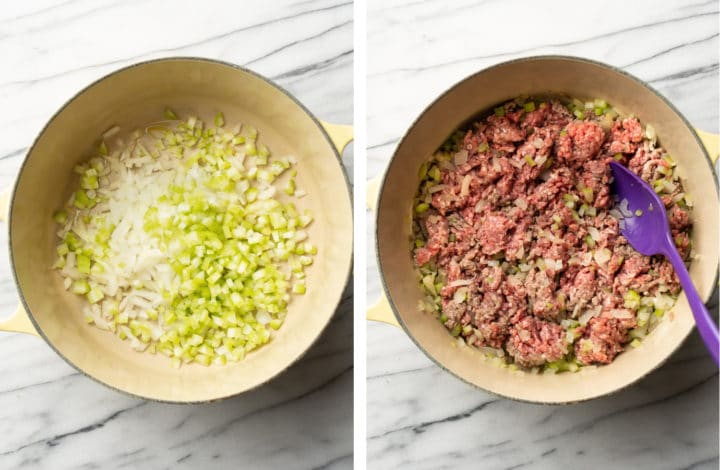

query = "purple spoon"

[609,161,719,365]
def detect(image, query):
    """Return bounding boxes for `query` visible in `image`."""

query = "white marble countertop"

[0,1,353,469]
[367,1,718,469]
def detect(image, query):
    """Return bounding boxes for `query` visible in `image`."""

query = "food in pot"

[52,109,316,367]
[412,97,692,372]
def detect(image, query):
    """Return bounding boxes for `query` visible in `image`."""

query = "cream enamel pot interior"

[369,56,719,404]
[0,58,353,403]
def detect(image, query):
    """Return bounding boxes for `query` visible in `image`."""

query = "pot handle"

[366,175,400,327]
[0,305,37,336]
[695,128,719,163]
[0,186,38,336]
[319,121,354,154]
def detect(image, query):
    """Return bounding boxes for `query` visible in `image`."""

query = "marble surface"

[0,1,353,469]
[366,1,719,469]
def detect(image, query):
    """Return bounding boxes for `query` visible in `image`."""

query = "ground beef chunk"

[567,267,596,308]
[672,232,691,261]
[556,121,605,163]
[431,191,457,217]
[485,115,525,147]
[506,316,568,367]
[575,316,634,365]
[414,215,449,265]
[616,253,651,288]
[546,101,573,127]
[521,106,550,128]
[441,298,466,328]
[528,167,573,211]
[606,252,625,277]
[505,218,531,261]
[657,259,680,292]
[580,160,612,209]
[608,117,643,154]
[669,206,690,231]
[477,212,515,255]
[525,268,561,320]
[501,276,529,321]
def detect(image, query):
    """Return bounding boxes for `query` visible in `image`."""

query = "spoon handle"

[662,234,719,366]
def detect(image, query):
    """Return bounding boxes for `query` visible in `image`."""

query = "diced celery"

[53,210,68,224]
[164,108,178,120]
[77,254,91,274]
[415,202,429,213]
[284,179,296,196]
[72,280,90,294]
[87,287,104,304]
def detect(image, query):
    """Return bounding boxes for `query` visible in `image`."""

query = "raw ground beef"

[413,97,692,370]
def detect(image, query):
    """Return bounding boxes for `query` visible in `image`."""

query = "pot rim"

[374,54,719,405]
[8,56,354,404]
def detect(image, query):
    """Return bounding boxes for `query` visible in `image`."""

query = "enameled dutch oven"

[0,58,353,403]
[369,56,718,404]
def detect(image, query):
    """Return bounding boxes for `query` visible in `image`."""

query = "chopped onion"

[618,198,632,217]
[594,248,612,265]
[671,192,685,204]
[608,309,633,319]
[508,158,524,169]
[422,274,437,295]
[460,174,472,197]
[438,160,455,171]
[578,308,600,325]
[644,124,657,145]
[479,346,504,357]
[662,180,677,193]
[544,258,563,271]
[103,126,121,139]
[454,149,469,166]
[453,287,469,304]
[587,226,601,241]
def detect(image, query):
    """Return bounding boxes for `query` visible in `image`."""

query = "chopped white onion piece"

[454,149,469,166]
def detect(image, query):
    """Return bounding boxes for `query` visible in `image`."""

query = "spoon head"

[609,161,671,257]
